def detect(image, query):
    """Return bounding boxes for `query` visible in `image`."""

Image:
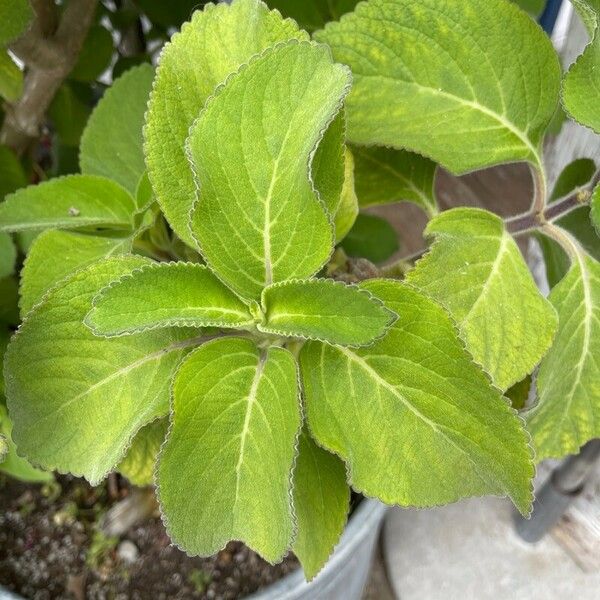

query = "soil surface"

[0,475,298,599]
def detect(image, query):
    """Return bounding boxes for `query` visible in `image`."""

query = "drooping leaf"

[266,0,360,32]
[352,146,437,216]
[0,0,33,45]
[80,65,155,195]
[157,338,300,561]
[527,248,600,460]
[118,418,167,486]
[340,213,399,263]
[145,0,308,246]
[260,278,395,346]
[4,257,203,484]
[19,229,132,316]
[300,280,534,514]
[86,262,254,336]
[407,208,558,390]
[0,175,136,232]
[315,0,560,174]
[48,82,93,147]
[0,232,16,279]
[0,404,52,483]
[187,42,350,299]
[70,25,114,83]
[0,145,27,200]
[292,430,350,580]
[0,51,23,102]
[562,0,600,133]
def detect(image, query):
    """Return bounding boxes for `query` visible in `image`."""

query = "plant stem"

[530,162,547,215]
[539,222,581,260]
[1,0,98,155]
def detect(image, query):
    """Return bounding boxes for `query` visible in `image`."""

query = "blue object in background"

[540,0,564,33]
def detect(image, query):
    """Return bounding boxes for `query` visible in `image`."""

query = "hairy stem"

[1,0,98,155]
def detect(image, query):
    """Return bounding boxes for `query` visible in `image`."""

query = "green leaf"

[526,249,600,460]
[340,213,399,263]
[0,175,136,232]
[145,0,309,246]
[505,375,532,411]
[136,0,210,28]
[315,0,560,174]
[0,0,33,45]
[0,326,9,393]
[80,65,155,195]
[135,171,154,212]
[562,0,600,133]
[0,276,19,326]
[86,262,254,336]
[292,430,350,580]
[592,185,600,234]
[260,278,395,346]
[70,25,114,82]
[157,337,300,561]
[0,404,52,483]
[300,280,534,514]
[512,0,545,17]
[4,256,202,484]
[352,146,437,216]
[0,145,27,200]
[0,232,16,279]
[19,229,132,316]
[0,51,23,102]
[266,0,360,32]
[118,418,167,486]
[550,158,596,201]
[48,82,93,147]
[407,208,558,390]
[188,42,349,299]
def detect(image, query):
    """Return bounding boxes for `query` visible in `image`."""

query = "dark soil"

[0,475,299,599]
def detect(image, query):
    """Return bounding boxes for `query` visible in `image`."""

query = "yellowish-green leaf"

[188,41,350,299]
[300,279,534,514]
[86,262,254,336]
[260,278,395,346]
[292,430,349,580]
[407,208,558,390]
[157,338,300,561]
[0,175,136,233]
[0,0,33,45]
[315,0,560,174]
[145,0,308,246]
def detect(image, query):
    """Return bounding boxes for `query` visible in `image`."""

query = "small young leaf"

[527,249,600,460]
[118,418,167,486]
[352,146,437,216]
[0,175,136,232]
[260,279,395,346]
[292,430,350,581]
[0,51,23,102]
[86,262,254,336]
[80,65,155,195]
[315,0,560,174]
[300,280,534,514]
[4,257,202,484]
[0,232,16,279]
[562,0,600,133]
[19,229,132,316]
[145,0,308,246]
[0,404,53,483]
[187,42,350,299]
[340,213,399,263]
[157,338,300,562]
[407,208,558,390]
[0,0,33,45]
[0,144,27,200]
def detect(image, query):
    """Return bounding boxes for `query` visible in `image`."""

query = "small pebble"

[117,540,139,564]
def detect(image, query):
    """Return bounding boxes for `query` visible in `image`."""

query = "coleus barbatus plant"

[1,0,600,580]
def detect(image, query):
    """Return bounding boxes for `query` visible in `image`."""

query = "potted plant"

[1,0,599,597]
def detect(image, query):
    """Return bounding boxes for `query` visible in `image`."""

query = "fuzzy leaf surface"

[292,430,349,580]
[527,249,600,460]
[260,279,395,346]
[352,146,437,215]
[407,208,558,390]
[562,0,600,133]
[188,42,350,299]
[144,0,308,246]
[300,280,534,514]
[80,64,154,195]
[158,338,300,562]
[315,0,560,174]
[87,262,254,335]
[19,229,132,317]
[4,257,202,484]
[0,175,136,232]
